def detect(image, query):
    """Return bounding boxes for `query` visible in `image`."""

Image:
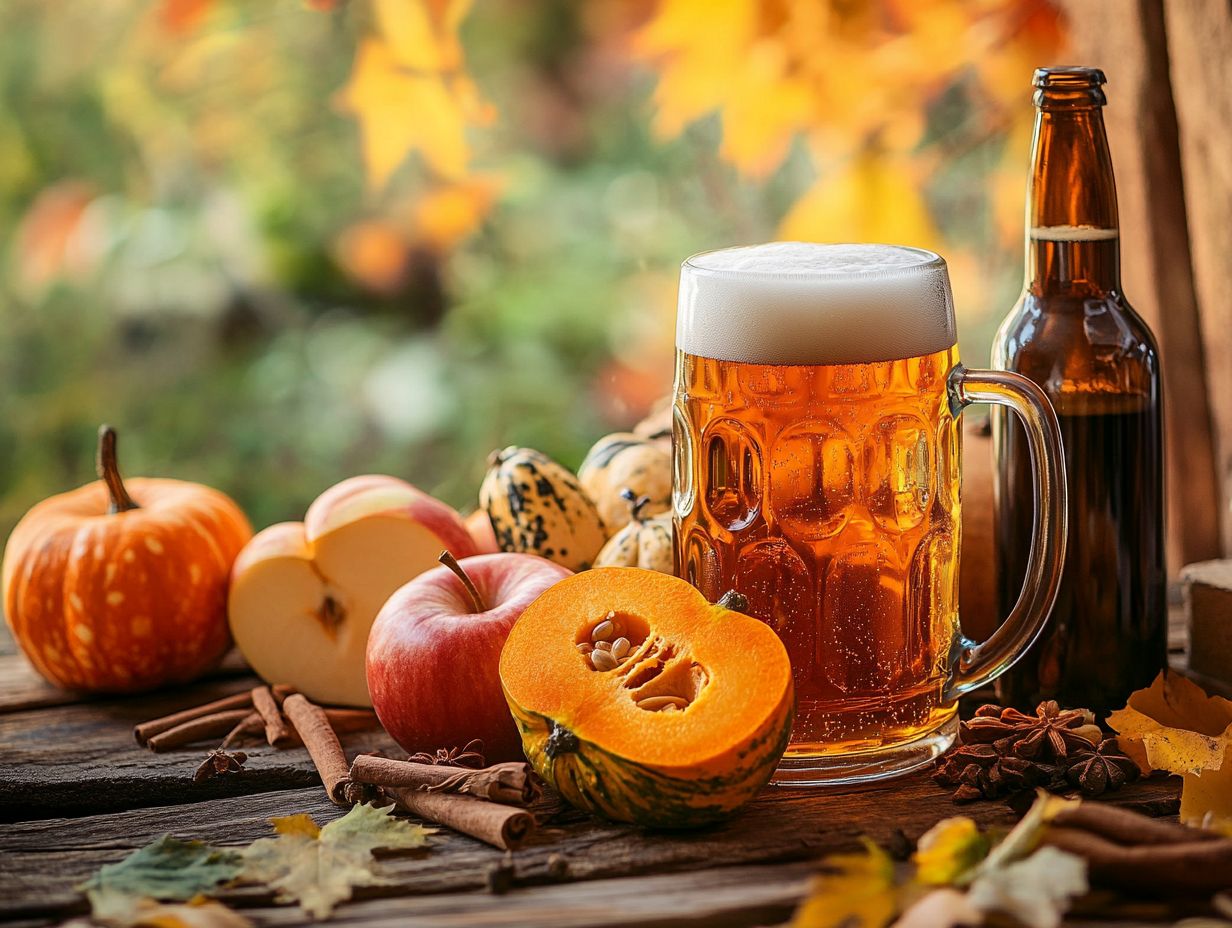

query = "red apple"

[366,552,571,761]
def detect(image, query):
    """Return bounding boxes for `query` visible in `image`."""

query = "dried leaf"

[912,817,989,886]
[89,893,252,928]
[239,803,433,918]
[78,837,243,911]
[976,792,1078,875]
[1108,672,1232,825]
[790,839,898,928]
[965,846,1088,928]
[892,888,981,928]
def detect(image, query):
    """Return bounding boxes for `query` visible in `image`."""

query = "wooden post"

[1160,0,1232,553]
[1061,0,1225,566]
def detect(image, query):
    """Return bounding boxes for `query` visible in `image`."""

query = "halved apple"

[228,475,476,706]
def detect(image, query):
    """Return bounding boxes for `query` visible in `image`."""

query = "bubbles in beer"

[677,242,957,366]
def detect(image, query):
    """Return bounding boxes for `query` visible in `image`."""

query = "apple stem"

[439,550,487,613]
[97,425,140,515]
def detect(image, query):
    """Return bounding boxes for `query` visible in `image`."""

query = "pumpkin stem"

[96,425,140,514]
[620,487,652,522]
[439,550,488,613]
[716,590,749,613]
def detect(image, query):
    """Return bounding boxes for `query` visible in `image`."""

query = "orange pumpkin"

[1,426,252,692]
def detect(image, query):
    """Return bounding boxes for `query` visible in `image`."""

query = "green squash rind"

[504,684,795,829]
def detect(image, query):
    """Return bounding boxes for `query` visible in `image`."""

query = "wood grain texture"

[1161,0,1232,552]
[0,677,400,821]
[0,772,1180,924]
[0,646,252,715]
[1060,0,1222,569]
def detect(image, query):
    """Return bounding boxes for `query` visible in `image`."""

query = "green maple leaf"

[78,836,243,908]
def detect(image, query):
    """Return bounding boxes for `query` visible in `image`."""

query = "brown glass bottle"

[992,67,1165,716]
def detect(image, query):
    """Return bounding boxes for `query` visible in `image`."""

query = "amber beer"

[673,243,1068,784]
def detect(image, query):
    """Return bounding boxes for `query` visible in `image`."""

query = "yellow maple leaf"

[1108,672,1232,826]
[778,150,938,247]
[635,0,758,139]
[790,840,898,928]
[271,814,322,839]
[716,43,814,177]
[913,816,990,886]
[374,0,468,72]
[336,37,471,188]
[242,805,433,919]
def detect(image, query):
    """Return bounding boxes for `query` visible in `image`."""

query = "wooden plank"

[0,772,1179,924]
[1060,0,1223,569]
[0,612,253,713]
[1162,0,1232,553]
[0,649,252,715]
[0,680,400,821]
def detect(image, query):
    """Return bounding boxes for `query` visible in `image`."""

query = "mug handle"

[943,364,1068,701]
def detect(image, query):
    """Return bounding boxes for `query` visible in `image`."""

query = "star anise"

[193,748,247,783]
[937,700,1113,802]
[408,738,486,768]
[960,700,1101,763]
[933,744,1062,802]
[1065,738,1141,797]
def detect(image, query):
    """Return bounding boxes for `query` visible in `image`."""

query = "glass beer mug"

[672,243,1067,784]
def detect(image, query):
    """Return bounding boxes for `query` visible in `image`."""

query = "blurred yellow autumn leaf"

[1108,672,1232,827]
[634,0,1066,244]
[336,0,494,190]
[409,174,502,253]
[789,840,898,928]
[780,152,937,246]
[271,814,323,839]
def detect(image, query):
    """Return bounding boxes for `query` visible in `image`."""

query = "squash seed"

[576,643,594,654]
[610,637,630,659]
[591,649,618,671]
[591,620,615,641]
[594,640,612,652]
[637,695,688,711]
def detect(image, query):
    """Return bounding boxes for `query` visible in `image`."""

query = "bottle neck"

[1024,105,1121,294]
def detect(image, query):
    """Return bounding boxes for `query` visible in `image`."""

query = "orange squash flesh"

[500,567,794,826]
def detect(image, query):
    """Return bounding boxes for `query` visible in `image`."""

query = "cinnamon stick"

[350,755,539,805]
[1044,825,1232,894]
[1050,802,1220,847]
[283,694,351,806]
[134,691,253,746]
[251,685,292,746]
[382,784,534,850]
[146,709,254,752]
[323,708,382,734]
[221,711,264,749]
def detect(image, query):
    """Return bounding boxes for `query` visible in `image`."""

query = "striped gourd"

[480,447,605,572]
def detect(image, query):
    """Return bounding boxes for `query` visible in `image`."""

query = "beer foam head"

[677,242,957,365]
[1029,225,1118,242]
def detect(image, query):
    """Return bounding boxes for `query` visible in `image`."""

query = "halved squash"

[499,568,794,828]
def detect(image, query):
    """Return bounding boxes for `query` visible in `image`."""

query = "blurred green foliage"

[0,0,1031,538]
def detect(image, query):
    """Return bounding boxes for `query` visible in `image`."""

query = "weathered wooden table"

[0,623,1191,928]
